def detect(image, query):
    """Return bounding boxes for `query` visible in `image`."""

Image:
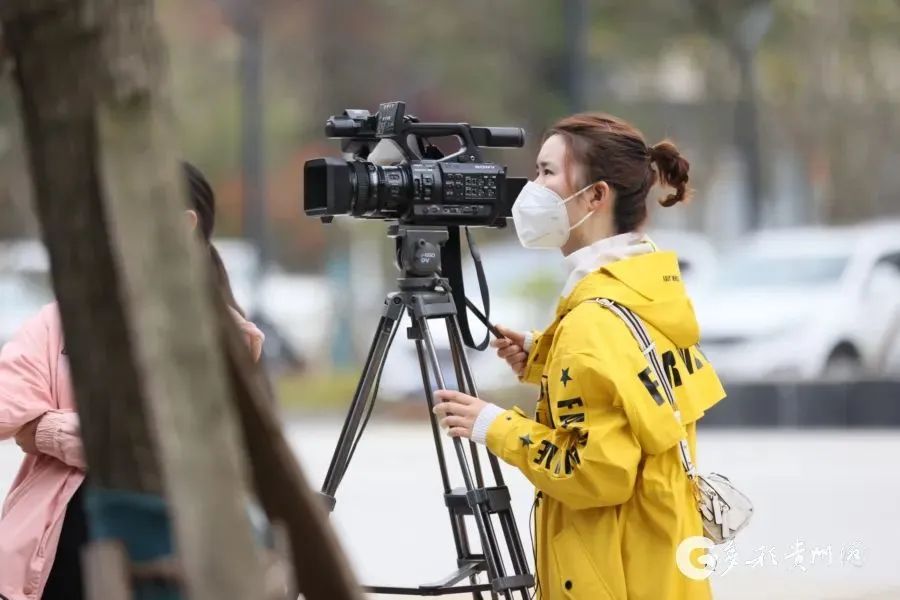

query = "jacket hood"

[561,251,700,348]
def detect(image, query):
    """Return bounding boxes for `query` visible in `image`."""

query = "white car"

[0,240,54,347]
[0,273,54,348]
[0,237,328,371]
[694,224,900,382]
[256,271,334,368]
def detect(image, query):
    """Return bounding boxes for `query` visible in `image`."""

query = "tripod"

[321,225,534,599]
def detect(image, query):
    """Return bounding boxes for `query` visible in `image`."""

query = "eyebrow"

[536,159,554,170]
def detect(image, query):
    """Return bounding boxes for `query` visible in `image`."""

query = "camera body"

[303,101,526,227]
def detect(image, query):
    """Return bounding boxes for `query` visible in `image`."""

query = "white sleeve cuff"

[523,331,535,353]
[471,403,506,445]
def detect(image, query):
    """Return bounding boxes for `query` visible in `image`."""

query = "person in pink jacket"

[0,163,265,600]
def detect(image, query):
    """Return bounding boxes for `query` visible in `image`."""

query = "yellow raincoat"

[486,251,725,599]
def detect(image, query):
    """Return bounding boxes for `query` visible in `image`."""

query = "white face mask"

[511,181,597,249]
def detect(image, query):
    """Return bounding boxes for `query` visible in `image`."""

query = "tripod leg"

[415,339,453,494]
[445,320,504,599]
[447,316,533,594]
[415,338,481,575]
[322,297,404,499]
[444,318,487,489]
[415,313,511,596]
[446,315,507,487]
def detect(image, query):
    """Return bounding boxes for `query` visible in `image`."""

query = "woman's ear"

[590,181,611,207]
[185,209,199,232]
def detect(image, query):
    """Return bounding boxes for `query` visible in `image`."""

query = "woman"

[434,114,726,600]
[0,163,265,600]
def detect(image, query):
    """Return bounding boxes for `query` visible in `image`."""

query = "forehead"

[537,133,569,165]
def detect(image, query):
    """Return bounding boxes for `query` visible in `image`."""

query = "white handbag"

[593,298,753,545]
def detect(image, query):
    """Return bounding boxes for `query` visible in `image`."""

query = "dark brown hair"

[545,113,691,233]
[182,162,244,316]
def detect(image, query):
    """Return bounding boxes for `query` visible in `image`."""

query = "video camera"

[303,101,527,227]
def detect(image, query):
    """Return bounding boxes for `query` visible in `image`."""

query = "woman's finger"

[509,352,527,365]
[495,325,514,338]
[249,336,263,362]
[440,391,475,405]
[432,395,472,414]
[432,401,455,417]
[448,427,471,439]
[495,326,525,347]
[440,415,470,429]
[498,343,520,356]
[491,338,511,349]
[434,389,466,404]
[498,345,522,359]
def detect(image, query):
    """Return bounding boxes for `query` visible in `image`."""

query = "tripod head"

[388,223,491,350]
[389,224,449,280]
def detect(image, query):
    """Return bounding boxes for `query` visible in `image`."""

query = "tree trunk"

[219,297,363,600]
[2,1,267,598]
[4,1,364,598]
[2,0,163,495]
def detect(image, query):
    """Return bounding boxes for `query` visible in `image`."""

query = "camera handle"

[389,122,524,165]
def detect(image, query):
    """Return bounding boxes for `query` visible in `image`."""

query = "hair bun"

[649,140,691,207]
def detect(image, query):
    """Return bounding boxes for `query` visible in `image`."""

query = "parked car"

[256,271,334,371]
[0,240,54,347]
[0,237,317,372]
[213,237,262,316]
[694,224,900,382]
[0,273,54,348]
[214,238,346,373]
[0,239,50,274]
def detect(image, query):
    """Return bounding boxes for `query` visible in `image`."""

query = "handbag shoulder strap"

[590,297,698,480]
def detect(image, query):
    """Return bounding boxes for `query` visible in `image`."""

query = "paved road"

[3,422,899,599]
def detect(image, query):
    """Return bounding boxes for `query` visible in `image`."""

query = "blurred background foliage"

[4,0,899,268]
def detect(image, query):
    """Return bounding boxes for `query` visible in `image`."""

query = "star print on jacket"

[560,367,572,387]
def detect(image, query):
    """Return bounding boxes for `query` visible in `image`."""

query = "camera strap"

[444,226,491,351]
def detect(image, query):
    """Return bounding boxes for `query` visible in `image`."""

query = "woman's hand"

[228,307,265,362]
[491,325,528,376]
[433,390,488,439]
[14,417,41,455]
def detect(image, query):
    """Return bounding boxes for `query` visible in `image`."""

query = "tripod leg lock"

[465,488,490,508]
[444,486,513,514]
[491,573,537,593]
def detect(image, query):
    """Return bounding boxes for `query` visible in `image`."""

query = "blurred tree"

[760,0,900,223]
[687,0,772,232]
[2,0,899,263]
